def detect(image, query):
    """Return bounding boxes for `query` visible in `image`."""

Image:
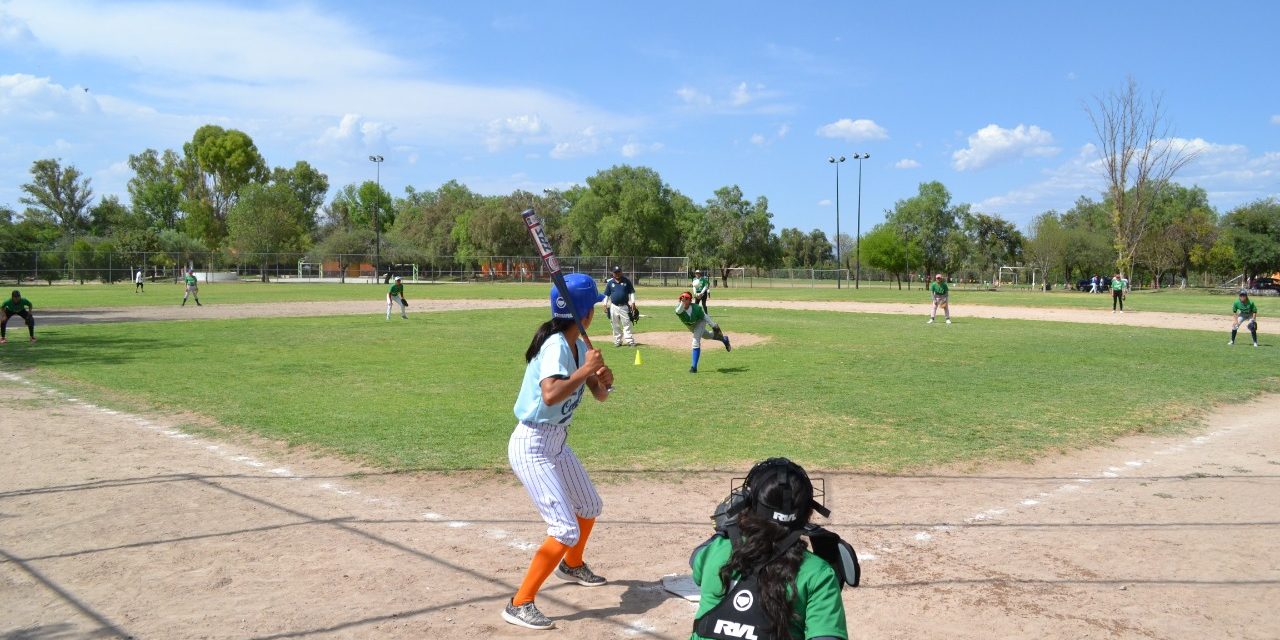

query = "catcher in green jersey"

[386,276,408,320]
[1,290,35,343]
[181,269,202,307]
[927,274,951,324]
[676,291,730,373]
[1230,290,1259,347]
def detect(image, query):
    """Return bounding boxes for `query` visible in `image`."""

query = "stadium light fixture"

[828,156,846,289]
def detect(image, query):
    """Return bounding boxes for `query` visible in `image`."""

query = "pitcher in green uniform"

[928,274,951,324]
[386,275,407,320]
[1231,290,1258,347]
[181,269,202,307]
[676,291,730,373]
[1,290,35,343]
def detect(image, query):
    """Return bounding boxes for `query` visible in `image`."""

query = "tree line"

[4,122,1278,287]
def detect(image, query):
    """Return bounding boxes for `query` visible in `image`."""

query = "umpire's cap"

[612,265,622,273]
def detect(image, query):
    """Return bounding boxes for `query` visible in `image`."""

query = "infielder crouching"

[1,290,35,343]
[386,275,407,320]
[1231,289,1258,347]
[504,273,613,630]
[676,291,730,373]
[928,273,951,324]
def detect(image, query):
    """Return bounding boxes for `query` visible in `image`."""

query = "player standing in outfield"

[134,268,144,293]
[603,266,637,347]
[181,269,201,306]
[1,291,35,344]
[1111,272,1125,313]
[676,291,730,373]
[692,269,711,312]
[928,273,951,324]
[503,273,613,630]
[689,458,848,640]
[386,275,407,320]
[1230,290,1259,347]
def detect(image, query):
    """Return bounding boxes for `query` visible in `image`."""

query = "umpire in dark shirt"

[603,266,637,347]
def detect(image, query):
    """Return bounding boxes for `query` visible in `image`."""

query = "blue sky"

[1,0,1277,237]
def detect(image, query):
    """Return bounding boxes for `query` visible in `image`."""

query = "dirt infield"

[2,377,1277,639]
[4,298,1277,638]
[37,298,1238,333]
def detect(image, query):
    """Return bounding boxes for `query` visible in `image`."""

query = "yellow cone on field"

[634,349,643,366]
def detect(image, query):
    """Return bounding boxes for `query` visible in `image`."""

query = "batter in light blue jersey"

[503,273,614,631]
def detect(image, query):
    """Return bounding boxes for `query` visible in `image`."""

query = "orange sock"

[563,516,595,567]
[512,537,570,606]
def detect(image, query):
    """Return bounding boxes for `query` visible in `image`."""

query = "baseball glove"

[629,306,639,323]
[712,325,724,340]
[400,297,409,307]
[1249,320,1258,332]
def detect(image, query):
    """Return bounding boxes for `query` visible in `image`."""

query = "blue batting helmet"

[549,273,604,320]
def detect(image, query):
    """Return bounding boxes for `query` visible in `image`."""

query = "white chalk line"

[11,372,549,555]
[880,427,1237,561]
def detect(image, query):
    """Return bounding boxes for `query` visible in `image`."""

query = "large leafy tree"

[702,185,777,285]
[1024,212,1069,285]
[861,223,923,288]
[19,158,94,233]
[964,212,1023,279]
[885,181,966,276]
[226,183,305,281]
[1148,183,1217,281]
[271,161,329,234]
[1223,198,1280,278]
[390,180,476,263]
[88,195,141,236]
[127,148,184,229]
[181,125,269,247]
[567,165,684,257]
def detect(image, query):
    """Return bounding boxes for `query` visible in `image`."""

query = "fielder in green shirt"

[1231,290,1258,347]
[386,276,407,320]
[692,269,711,312]
[928,274,951,324]
[1,290,35,343]
[181,270,202,307]
[1111,272,1126,313]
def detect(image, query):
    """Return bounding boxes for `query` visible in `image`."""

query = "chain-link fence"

[0,252,697,286]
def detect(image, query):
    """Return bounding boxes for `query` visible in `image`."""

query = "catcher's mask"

[719,457,829,530]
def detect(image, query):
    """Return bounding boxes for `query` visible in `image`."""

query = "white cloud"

[676,86,711,106]
[550,126,609,159]
[0,8,35,45]
[731,82,766,106]
[484,114,544,151]
[817,198,832,206]
[620,140,663,158]
[1271,115,1280,125]
[0,73,99,117]
[750,133,766,146]
[316,114,393,149]
[777,123,790,139]
[952,123,1059,171]
[816,118,888,141]
[894,158,921,169]
[976,143,1101,214]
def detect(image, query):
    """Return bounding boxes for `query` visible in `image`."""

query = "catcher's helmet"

[678,291,693,301]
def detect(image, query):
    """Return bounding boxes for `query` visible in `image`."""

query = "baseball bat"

[521,208,612,391]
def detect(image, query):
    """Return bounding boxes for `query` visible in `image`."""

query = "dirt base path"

[3,371,1277,639]
[38,298,1234,333]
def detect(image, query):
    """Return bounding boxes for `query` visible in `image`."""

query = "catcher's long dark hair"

[719,465,815,640]
[525,317,578,362]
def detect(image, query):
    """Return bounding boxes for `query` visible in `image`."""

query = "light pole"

[368,155,383,280]
[828,156,845,289]
[850,152,870,288]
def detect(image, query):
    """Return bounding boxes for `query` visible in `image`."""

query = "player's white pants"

[609,303,634,346]
[690,317,719,348]
[386,295,406,319]
[931,294,950,320]
[508,421,602,546]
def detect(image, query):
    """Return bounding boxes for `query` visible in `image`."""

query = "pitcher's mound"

[622,331,770,352]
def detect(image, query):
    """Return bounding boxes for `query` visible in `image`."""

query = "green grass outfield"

[13,280,1271,316]
[6,307,1275,472]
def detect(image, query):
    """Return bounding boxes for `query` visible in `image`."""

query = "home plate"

[661,573,700,601]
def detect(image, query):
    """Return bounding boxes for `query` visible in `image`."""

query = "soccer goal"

[997,266,1039,288]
